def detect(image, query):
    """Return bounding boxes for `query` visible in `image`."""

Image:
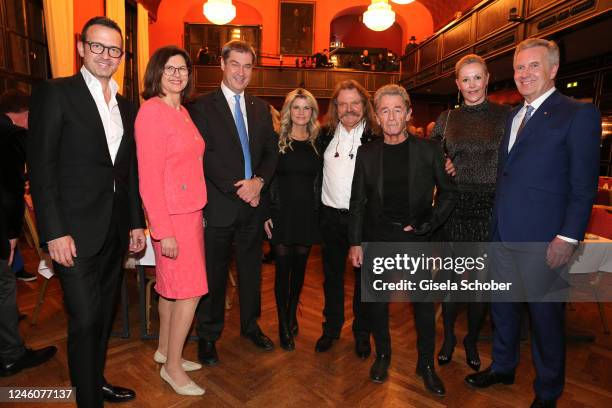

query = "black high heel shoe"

[437,336,456,366]
[463,337,481,372]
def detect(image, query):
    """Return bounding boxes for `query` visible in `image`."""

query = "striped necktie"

[516,104,534,137]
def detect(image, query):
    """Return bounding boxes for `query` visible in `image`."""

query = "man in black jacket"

[27,17,145,407]
[348,84,456,394]
[0,89,57,378]
[314,80,378,357]
[188,40,278,365]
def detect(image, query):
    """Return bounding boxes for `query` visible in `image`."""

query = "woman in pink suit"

[135,46,207,396]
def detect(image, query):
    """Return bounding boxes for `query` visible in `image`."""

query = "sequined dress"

[431,100,510,241]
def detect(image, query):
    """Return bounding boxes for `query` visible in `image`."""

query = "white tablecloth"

[568,234,612,274]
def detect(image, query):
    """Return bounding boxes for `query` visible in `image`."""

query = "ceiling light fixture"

[363,0,396,32]
[203,0,236,25]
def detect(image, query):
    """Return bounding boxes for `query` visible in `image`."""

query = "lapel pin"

[544,111,548,116]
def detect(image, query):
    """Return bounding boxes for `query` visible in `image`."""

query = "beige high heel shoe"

[154,350,202,371]
[160,366,205,396]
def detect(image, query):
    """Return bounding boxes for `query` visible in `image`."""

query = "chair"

[139,264,237,339]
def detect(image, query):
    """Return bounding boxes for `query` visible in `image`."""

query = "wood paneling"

[441,50,472,75]
[476,0,520,40]
[419,38,439,69]
[334,72,367,89]
[404,52,418,77]
[303,71,327,89]
[474,29,518,57]
[527,0,561,15]
[400,0,611,91]
[193,66,398,98]
[263,69,300,88]
[442,18,472,57]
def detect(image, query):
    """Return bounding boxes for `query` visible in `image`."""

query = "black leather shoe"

[198,340,219,366]
[530,397,557,408]
[355,337,371,359]
[0,346,57,377]
[244,331,274,351]
[416,365,445,396]
[370,354,390,383]
[465,366,515,388]
[102,383,135,403]
[314,334,336,352]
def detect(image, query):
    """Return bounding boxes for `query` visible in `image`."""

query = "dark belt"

[323,205,349,215]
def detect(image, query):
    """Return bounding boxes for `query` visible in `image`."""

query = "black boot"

[277,307,295,351]
[463,337,481,372]
[437,335,456,366]
[288,296,299,337]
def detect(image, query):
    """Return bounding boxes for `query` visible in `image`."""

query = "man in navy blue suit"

[465,39,601,408]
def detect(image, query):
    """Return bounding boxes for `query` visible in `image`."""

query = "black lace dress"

[431,100,510,242]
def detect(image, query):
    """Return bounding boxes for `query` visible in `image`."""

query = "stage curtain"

[42,0,74,77]
[137,3,150,101]
[106,0,125,92]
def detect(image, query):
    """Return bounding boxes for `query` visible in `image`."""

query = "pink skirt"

[152,210,208,299]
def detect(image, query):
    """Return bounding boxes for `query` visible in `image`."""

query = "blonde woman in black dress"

[264,88,322,351]
[431,54,510,372]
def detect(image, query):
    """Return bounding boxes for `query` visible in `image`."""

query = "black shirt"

[382,138,411,224]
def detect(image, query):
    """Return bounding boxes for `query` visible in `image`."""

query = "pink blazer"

[135,97,207,240]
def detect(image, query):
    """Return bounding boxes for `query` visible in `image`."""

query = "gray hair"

[373,84,411,112]
[221,40,256,63]
[514,38,559,66]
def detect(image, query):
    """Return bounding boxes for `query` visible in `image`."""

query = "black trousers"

[196,204,263,340]
[319,205,368,339]
[0,258,25,364]
[364,225,435,368]
[54,202,124,408]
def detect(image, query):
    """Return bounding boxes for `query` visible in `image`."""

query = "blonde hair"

[514,38,560,66]
[278,88,320,154]
[455,54,488,78]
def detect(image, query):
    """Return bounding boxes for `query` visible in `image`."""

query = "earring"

[457,90,462,104]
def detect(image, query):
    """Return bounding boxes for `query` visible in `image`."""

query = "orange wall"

[74,0,104,35]
[149,0,434,63]
[331,15,403,56]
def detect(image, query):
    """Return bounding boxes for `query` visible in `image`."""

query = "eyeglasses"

[83,41,124,58]
[163,65,190,77]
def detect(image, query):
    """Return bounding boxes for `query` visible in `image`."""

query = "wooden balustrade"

[400,0,611,91]
[193,66,399,98]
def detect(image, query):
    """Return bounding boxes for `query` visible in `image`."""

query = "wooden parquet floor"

[1,244,611,407]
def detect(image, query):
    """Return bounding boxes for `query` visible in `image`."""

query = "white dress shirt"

[507,87,576,244]
[80,66,123,164]
[507,86,556,152]
[220,81,249,136]
[321,120,365,209]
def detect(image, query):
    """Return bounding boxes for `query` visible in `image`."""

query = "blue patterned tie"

[233,94,252,179]
[517,104,534,136]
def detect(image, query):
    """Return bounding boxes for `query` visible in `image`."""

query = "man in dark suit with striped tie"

[465,38,601,408]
